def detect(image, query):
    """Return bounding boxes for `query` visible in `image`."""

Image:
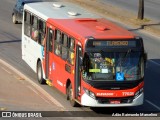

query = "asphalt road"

[99,0,160,21]
[0,0,160,119]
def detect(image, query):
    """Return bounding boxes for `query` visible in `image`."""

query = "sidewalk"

[0,60,63,111]
[67,0,160,36]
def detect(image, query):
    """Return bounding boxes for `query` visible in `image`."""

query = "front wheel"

[37,61,45,84]
[67,84,78,107]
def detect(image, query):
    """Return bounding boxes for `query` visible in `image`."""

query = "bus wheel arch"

[66,79,71,100]
[66,80,78,107]
[37,59,45,84]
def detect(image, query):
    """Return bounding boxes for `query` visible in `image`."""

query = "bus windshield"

[82,51,144,81]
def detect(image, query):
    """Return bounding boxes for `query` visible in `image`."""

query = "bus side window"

[68,37,75,65]
[31,15,38,41]
[55,30,61,43]
[55,43,61,56]
[49,29,54,52]
[61,33,68,60]
[54,30,62,56]
[38,19,46,46]
[24,11,31,37]
[70,38,75,50]
[68,51,74,65]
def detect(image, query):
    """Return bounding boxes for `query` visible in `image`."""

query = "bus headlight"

[83,88,96,99]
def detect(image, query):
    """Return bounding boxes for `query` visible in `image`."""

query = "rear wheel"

[67,84,78,107]
[37,61,45,84]
[12,14,18,24]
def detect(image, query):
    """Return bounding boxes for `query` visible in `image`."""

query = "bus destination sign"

[91,40,137,48]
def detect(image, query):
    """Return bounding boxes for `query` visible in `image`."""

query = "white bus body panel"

[22,35,43,72]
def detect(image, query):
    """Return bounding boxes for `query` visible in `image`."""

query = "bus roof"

[24,2,135,40]
[48,18,135,40]
[24,2,100,20]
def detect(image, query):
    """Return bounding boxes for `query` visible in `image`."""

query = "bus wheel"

[37,61,45,84]
[68,84,78,107]
[12,14,18,24]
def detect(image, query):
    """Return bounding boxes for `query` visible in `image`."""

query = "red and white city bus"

[22,2,147,107]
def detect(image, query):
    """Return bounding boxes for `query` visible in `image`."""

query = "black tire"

[67,84,78,107]
[12,14,18,24]
[37,61,45,84]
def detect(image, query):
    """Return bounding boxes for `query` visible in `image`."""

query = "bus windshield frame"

[82,38,145,82]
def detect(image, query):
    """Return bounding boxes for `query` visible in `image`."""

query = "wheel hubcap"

[38,67,41,80]
[69,87,73,101]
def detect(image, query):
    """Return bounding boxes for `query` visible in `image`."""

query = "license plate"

[110,100,121,104]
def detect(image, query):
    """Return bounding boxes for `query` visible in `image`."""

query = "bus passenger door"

[74,45,82,99]
[45,28,54,79]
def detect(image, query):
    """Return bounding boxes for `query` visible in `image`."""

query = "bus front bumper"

[81,92,144,107]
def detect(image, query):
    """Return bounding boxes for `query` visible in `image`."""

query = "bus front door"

[45,28,54,80]
[74,45,82,99]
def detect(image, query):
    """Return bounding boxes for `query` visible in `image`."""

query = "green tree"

[138,0,144,20]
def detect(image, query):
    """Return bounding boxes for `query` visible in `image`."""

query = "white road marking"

[27,85,51,105]
[1,67,12,74]
[149,60,160,66]
[146,100,160,111]
[27,85,39,95]
[145,60,160,110]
